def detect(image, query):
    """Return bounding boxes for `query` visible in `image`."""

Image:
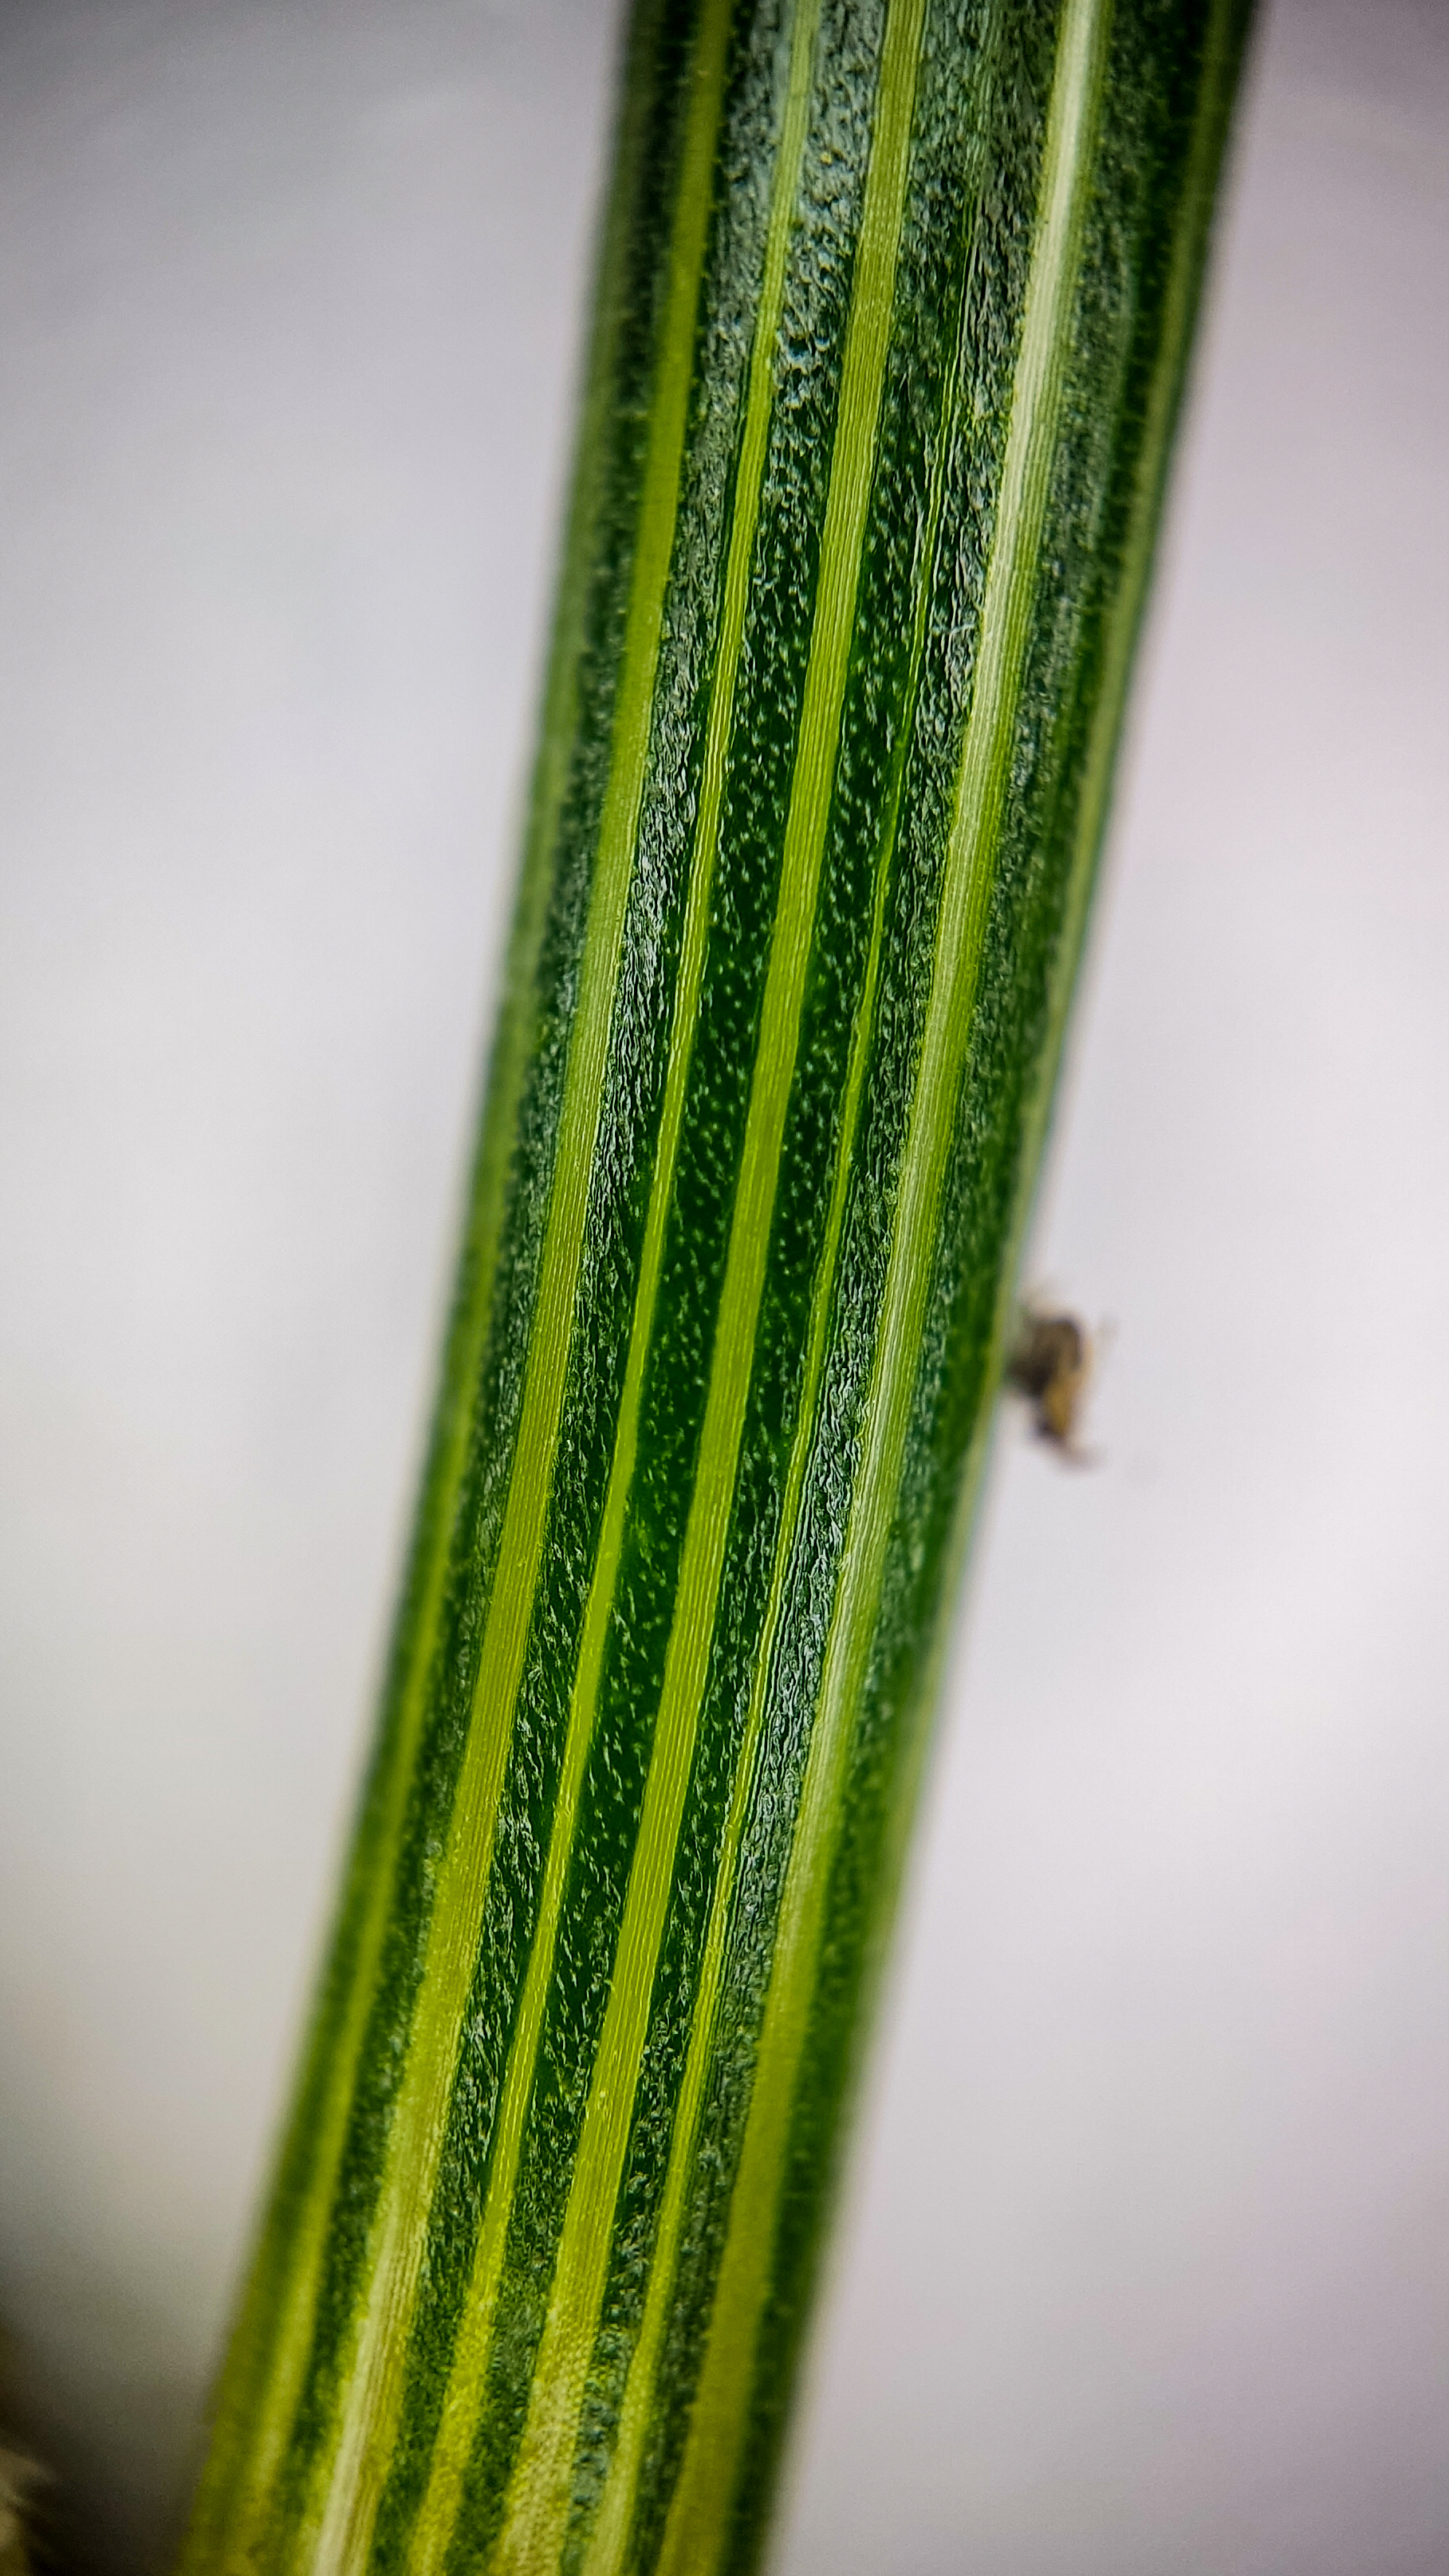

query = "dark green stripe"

[423,3,909,2554]
[486,0,924,2562]
[604,8,1056,2555]
[300,0,742,2553]
[652,6,1115,2564]
[387,5,823,2564]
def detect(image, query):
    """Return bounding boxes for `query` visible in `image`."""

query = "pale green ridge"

[187,133,609,2563]
[870,0,1249,2038]
[184,5,681,2552]
[934,0,1246,1758]
[654,6,1112,2565]
[400,7,823,2565]
[578,104,976,2576]
[204,844,552,2576]
[1027,0,1244,1206]
[490,2,927,2563]
[292,10,738,2566]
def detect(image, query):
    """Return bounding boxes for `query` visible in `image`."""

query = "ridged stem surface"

[181,2,1250,2570]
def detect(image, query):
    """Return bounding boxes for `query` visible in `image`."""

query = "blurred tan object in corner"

[0,2443,41,2576]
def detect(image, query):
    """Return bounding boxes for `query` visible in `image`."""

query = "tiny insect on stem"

[1006,1308,1097,1460]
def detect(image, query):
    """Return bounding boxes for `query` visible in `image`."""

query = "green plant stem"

[180,2,1250,2569]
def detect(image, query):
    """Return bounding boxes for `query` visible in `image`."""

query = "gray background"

[1,1,1446,2569]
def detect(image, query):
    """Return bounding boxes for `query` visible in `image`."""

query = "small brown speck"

[1006,1308,1094,1461]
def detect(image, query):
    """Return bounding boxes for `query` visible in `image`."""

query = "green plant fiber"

[180,1,1251,2568]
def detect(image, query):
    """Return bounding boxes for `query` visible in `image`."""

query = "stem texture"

[182,2,1250,2569]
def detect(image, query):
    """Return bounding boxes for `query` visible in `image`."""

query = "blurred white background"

[1,1,1445,2569]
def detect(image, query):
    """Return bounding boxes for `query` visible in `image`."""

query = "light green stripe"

[401,10,823,2566]
[195,336,582,2571]
[579,136,972,2576]
[1029,0,1242,1198]
[876,0,1246,1995]
[491,3,927,2563]
[855,6,1246,2263]
[655,6,1111,2565]
[181,16,675,2553]
[896,0,1247,1924]
[293,11,738,2567]
[207,887,549,2570]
